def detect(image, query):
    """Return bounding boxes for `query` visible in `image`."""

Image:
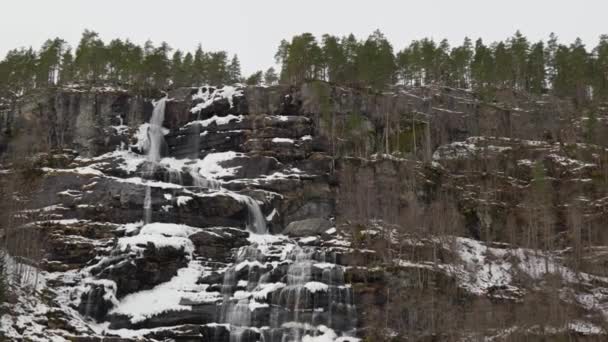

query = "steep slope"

[1,83,608,341]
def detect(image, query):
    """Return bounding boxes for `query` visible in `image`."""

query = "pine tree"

[74,29,106,83]
[227,55,242,84]
[509,30,530,90]
[58,48,74,85]
[545,33,559,89]
[193,44,208,85]
[171,50,186,87]
[493,41,512,87]
[356,30,395,89]
[246,71,263,85]
[264,67,278,85]
[471,38,494,89]
[569,38,591,104]
[526,42,546,94]
[396,47,413,85]
[182,52,194,86]
[207,51,229,85]
[275,33,323,84]
[341,34,360,86]
[593,35,608,100]
[36,38,66,86]
[449,37,473,88]
[322,34,347,83]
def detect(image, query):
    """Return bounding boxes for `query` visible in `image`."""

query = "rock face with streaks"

[1,82,608,341]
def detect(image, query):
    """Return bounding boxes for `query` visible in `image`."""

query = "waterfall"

[147,97,167,163]
[143,186,152,224]
[189,167,221,190]
[240,196,267,235]
[280,247,316,341]
[143,97,167,223]
[221,245,265,342]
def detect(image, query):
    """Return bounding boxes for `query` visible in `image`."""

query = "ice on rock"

[109,261,207,323]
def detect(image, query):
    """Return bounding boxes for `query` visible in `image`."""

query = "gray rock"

[283,218,332,237]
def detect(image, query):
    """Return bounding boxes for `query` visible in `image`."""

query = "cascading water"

[240,196,267,235]
[140,91,355,340]
[147,98,167,163]
[220,245,266,342]
[189,167,221,190]
[143,97,167,223]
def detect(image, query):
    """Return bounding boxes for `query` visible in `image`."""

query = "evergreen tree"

[526,42,546,94]
[74,30,106,83]
[1,48,37,96]
[593,35,608,100]
[275,33,323,84]
[193,44,208,84]
[246,71,263,85]
[322,34,347,83]
[264,67,278,85]
[450,37,473,88]
[493,41,512,87]
[355,30,395,89]
[471,38,494,89]
[171,50,186,87]
[36,38,66,86]
[419,38,438,84]
[182,52,194,86]
[341,34,360,85]
[142,41,172,89]
[58,48,74,85]
[207,51,229,85]
[509,30,530,90]
[396,47,413,85]
[227,55,242,84]
[123,40,143,87]
[569,38,592,104]
[545,33,559,88]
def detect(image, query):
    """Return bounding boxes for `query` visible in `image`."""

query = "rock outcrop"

[1,83,608,341]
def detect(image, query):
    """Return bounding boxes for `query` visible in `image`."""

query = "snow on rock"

[117,177,183,189]
[190,86,243,114]
[117,230,194,255]
[186,114,243,128]
[451,237,513,295]
[248,300,269,311]
[272,137,295,144]
[176,196,192,206]
[109,260,206,323]
[90,150,146,173]
[302,325,337,342]
[192,151,242,180]
[305,281,329,293]
[253,282,286,300]
[43,166,104,177]
[139,222,199,238]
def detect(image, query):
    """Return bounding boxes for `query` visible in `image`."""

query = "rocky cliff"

[1,83,608,341]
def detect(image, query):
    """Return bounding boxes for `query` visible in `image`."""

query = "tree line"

[0,29,281,99]
[277,30,608,104]
[1,29,607,104]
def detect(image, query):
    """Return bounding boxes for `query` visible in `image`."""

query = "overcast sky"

[1,0,607,75]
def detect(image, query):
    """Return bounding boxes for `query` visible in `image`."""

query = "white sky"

[1,0,607,75]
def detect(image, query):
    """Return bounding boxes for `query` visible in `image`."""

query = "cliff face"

[1,83,608,341]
